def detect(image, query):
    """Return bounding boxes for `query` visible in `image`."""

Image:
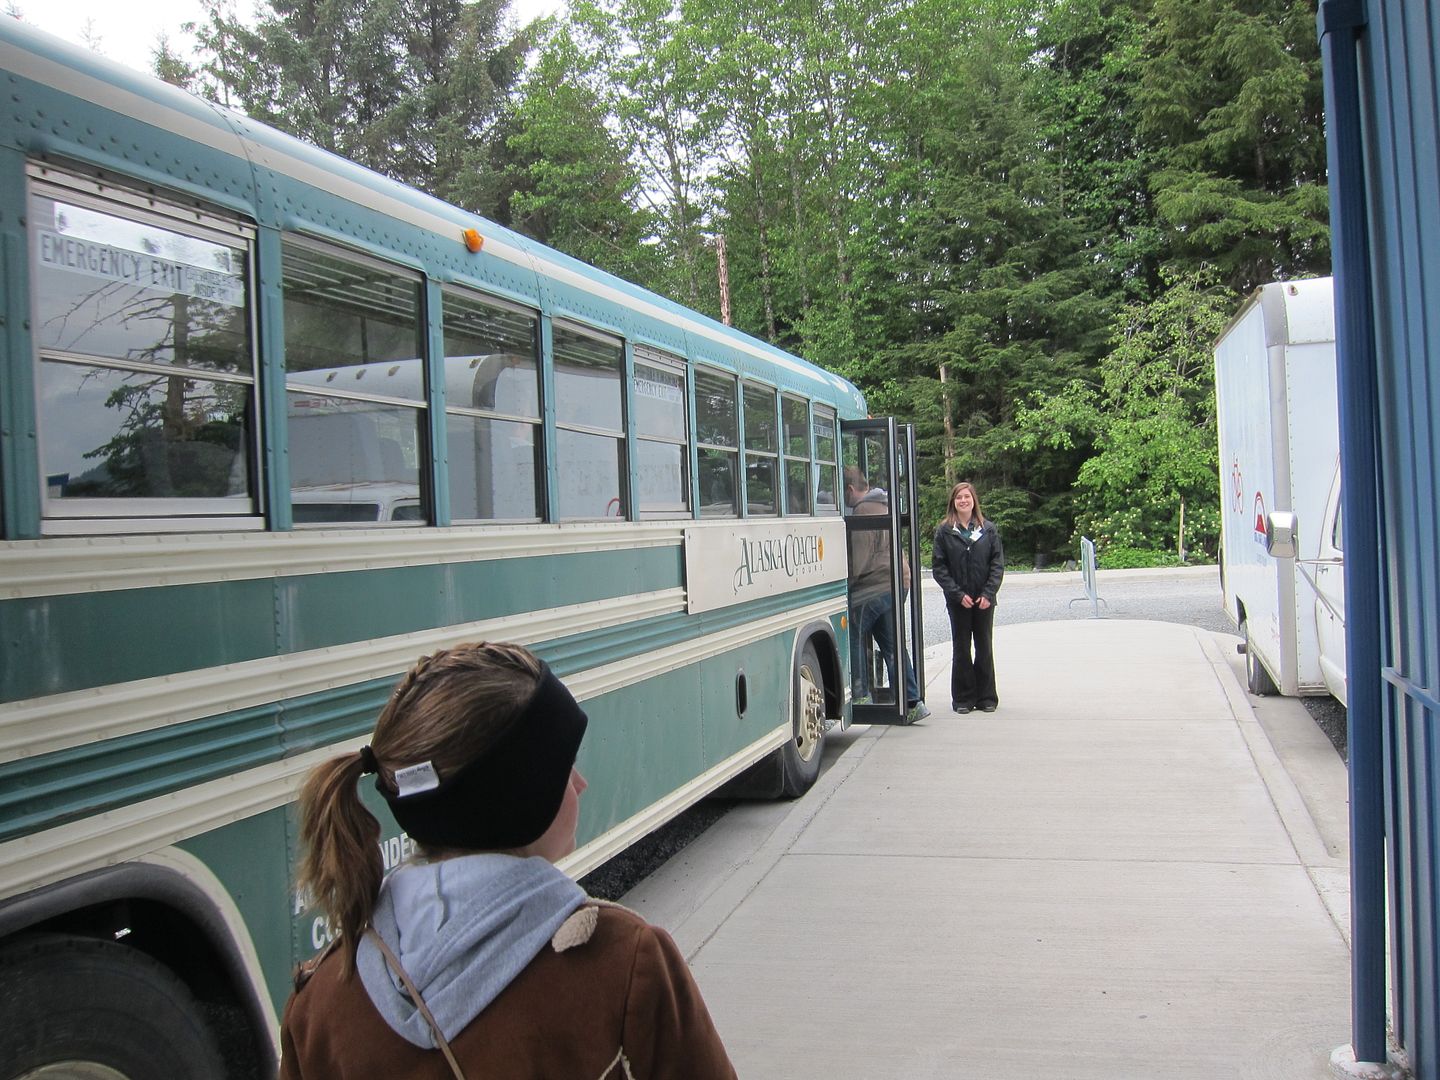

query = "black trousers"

[946,599,997,708]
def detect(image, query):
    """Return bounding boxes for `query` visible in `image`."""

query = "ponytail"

[293,641,546,969]
[296,749,383,969]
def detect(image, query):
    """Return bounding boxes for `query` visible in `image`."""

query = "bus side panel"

[177,807,298,1020]
[699,633,791,771]
[575,666,709,842]
[0,580,277,702]
[0,545,685,702]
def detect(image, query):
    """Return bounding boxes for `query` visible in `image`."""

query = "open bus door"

[841,418,926,725]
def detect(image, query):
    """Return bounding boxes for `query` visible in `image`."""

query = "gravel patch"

[579,799,736,900]
[1302,695,1348,762]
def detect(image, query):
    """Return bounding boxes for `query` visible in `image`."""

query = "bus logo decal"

[686,521,847,614]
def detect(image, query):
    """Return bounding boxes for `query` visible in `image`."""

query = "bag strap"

[366,929,467,1080]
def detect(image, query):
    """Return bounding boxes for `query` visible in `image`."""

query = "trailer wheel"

[780,639,827,797]
[0,933,226,1080]
[1240,619,1279,696]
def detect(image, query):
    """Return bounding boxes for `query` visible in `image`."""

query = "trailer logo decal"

[1253,493,1268,544]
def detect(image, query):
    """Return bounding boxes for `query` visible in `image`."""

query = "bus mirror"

[1265,511,1298,559]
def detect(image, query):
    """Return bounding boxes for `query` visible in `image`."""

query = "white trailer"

[1214,277,1347,704]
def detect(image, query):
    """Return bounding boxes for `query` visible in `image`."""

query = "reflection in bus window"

[282,242,423,382]
[554,325,625,519]
[814,406,839,513]
[282,241,426,524]
[634,350,689,516]
[744,383,778,516]
[30,189,255,514]
[696,367,738,517]
[783,396,811,515]
[286,392,424,520]
[443,290,542,521]
[292,482,422,523]
[40,362,252,503]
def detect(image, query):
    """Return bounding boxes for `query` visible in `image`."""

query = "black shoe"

[979,703,997,713]
[953,702,973,714]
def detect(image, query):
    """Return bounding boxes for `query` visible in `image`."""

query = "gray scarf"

[357,853,586,1048]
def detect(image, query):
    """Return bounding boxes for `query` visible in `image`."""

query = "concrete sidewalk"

[624,620,1353,1079]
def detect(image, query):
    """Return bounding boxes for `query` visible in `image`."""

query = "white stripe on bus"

[0,521,688,601]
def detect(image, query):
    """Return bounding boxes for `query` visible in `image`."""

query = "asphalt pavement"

[920,563,1235,648]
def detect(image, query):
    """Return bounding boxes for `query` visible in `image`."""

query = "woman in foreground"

[280,641,736,1080]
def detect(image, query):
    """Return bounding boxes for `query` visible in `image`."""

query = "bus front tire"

[780,639,827,797]
[0,932,227,1080]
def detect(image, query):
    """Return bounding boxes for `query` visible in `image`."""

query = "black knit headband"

[370,662,588,851]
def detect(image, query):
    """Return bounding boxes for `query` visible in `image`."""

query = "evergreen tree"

[501,21,660,284]
[1133,0,1329,292]
[190,0,529,215]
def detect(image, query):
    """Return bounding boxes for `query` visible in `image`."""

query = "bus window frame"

[694,364,740,519]
[632,345,690,520]
[742,379,780,518]
[551,319,628,522]
[280,235,430,528]
[440,284,544,525]
[781,393,812,517]
[28,167,263,534]
[813,404,840,515]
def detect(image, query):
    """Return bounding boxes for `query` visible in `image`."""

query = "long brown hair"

[942,481,985,529]
[296,641,544,965]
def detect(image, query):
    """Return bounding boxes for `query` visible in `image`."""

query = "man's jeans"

[851,592,920,706]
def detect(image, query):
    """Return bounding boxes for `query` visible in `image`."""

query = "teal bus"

[0,18,924,1077]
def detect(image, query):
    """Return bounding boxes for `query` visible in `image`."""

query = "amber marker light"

[462,228,484,253]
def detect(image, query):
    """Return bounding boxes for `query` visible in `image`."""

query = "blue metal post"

[1317,0,1388,1065]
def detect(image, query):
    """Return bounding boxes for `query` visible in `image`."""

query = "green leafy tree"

[566,0,725,308]
[152,35,197,87]
[1017,269,1232,558]
[501,21,660,283]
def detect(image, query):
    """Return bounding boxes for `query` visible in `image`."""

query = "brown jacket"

[280,904,737,1080]
[848,486,910,600]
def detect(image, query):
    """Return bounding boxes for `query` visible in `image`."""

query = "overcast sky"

[15,0,564,74]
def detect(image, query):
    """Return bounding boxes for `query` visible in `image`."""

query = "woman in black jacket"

[931,482,1005,713]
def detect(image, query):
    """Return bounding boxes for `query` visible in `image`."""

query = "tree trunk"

[940,362,955,486]
[750,156,778,342]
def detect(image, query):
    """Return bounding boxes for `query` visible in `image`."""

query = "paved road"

[919,563,1234,650]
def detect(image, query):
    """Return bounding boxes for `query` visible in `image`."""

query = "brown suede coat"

[280,904,737,1080]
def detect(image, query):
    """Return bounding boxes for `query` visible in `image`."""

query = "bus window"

[696,367,738,517]
[442,290,542,521]
[782,396,811,515]
[814,406,839,513]
[30,178,256,523]
[743,383,779,516]
[633,347,689,517]
[553,323,625,520]
[282,241,426,525]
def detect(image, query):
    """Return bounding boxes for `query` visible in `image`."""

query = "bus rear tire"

[780,639,827,797]
[1240,619,1279,696]
[0,932,226,1080]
